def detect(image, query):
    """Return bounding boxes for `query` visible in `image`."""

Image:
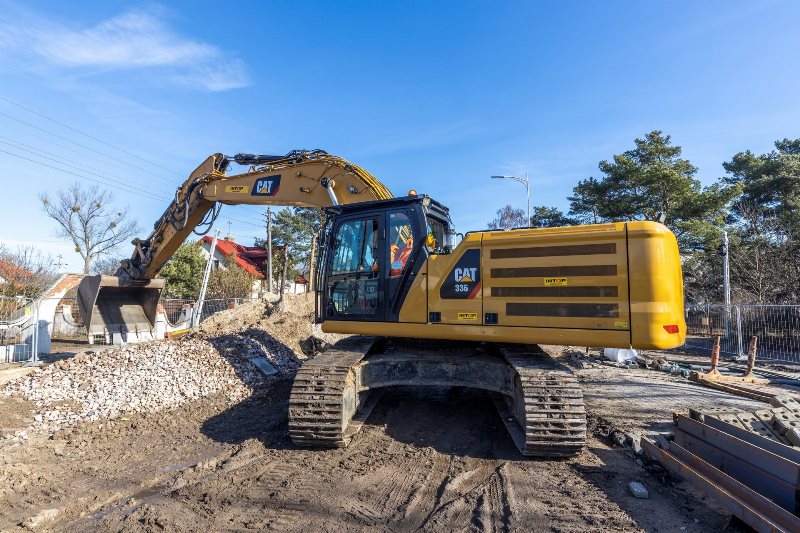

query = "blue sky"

[0,0,798,271]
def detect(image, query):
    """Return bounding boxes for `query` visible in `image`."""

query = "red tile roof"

[0,259,35,286]
[200,236,270,279]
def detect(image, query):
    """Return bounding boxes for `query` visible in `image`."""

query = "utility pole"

[722,230,732,337]
[266,207,273,293]
[722,231,731,308]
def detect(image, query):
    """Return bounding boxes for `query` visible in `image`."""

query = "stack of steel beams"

[643,399,800,532]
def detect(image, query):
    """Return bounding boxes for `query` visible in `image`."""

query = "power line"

[0,94,181,180]
[0,98,271,227]
[0,147,166,202]
[2,144,269,230]
[0,136,174,197]
[0,110,178,185]
[0,97,271,218]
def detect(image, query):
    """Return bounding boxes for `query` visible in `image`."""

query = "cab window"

[388,212,413,276]
[425,216,454,254]
[331,218,378,274]
[328,217,380,317]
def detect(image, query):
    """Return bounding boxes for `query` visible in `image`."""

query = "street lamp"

[491,173,530,226]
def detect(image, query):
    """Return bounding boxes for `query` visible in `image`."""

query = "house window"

[212,259,220,270]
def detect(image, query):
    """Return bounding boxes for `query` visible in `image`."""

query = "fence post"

[744,336,758,376]
[32,304,39,363]
[735,306,744,357]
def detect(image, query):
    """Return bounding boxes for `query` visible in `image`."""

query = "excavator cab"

[317,195,454,324]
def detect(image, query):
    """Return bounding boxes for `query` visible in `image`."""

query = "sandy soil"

[195,294,347,357]
[1,352,763,532]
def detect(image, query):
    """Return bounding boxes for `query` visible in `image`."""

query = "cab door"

[323,213,385,321]
[385,209,422,322]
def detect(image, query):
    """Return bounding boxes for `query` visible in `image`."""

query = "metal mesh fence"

[0,296,263,362]
[169,298,260,326]
[0,296,37,363]
[684,305,800,363]
[48,297,261,341]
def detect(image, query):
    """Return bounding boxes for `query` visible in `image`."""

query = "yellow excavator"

[77,149,686,457]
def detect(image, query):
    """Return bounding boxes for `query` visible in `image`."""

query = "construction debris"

[689,373,793,402]
[628,481,649,499]
[4,323,303,438]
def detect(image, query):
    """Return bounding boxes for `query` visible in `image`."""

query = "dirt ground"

[0,296,772,532]
[1,364,764,531]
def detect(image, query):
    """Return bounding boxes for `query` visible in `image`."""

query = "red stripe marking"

[468,281,482,299]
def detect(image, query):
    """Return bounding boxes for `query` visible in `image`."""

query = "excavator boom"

[77,149,392,339]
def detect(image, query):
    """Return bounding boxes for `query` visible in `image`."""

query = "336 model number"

[454,283,470,293]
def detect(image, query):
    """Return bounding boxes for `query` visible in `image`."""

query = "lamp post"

[491,173,530,226]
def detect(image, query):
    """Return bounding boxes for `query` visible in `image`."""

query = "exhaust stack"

[77,275,164,343]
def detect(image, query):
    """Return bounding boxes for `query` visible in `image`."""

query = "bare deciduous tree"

[0,244,60,298]
[90,255,126,276]
[40,183,138,274]
[488,205,527,230]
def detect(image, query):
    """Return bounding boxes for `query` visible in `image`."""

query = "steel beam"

[699,415,800,465]
[642,437,800,533]
[673,429,797,512]
[676,415,800,485]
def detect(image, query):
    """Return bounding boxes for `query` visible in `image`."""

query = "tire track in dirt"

[341,392,447,526]
[327,386,515,531]
[417,463,515,533]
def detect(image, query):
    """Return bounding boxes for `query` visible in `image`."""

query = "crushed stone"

[2,294,331,438]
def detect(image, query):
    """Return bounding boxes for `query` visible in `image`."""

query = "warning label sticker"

[457,312,478,321]
[225,185,247,193]
[544,277,568,286]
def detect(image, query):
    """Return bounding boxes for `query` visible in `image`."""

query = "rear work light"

[663,324,679,334]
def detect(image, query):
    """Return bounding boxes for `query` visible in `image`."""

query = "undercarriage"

[288,337,586,458]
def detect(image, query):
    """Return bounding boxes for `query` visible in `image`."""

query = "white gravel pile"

[4,328,302,436]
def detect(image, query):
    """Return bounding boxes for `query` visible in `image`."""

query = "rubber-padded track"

[495,344,587,457]
[288,337,374,448]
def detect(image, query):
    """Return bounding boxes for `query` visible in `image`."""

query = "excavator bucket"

[77,275,164,342]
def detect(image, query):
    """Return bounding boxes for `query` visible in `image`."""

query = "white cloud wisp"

[0,4,249,91]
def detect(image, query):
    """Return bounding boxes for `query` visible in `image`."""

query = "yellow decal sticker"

[544,277,568,286]
[615,321,629,328]
[225,185,248,193]
[457,312,478,320]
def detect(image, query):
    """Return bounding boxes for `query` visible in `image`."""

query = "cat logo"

[454,267,478,283]
[251,175,281,196]
[441,249,481,300]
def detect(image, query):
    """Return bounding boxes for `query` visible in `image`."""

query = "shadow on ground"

[571,445,746,533]
[199,326,303,449]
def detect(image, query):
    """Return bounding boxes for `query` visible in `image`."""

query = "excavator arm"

[77,149,393,340]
